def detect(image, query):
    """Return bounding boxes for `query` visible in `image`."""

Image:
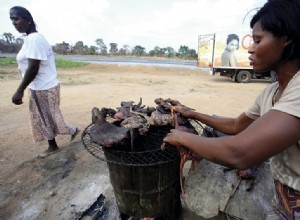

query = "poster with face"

[214,32,253,67]
[198,32,253,68]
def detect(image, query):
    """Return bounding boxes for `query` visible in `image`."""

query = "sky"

[1,0,267,52]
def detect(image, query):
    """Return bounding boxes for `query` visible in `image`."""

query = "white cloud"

[27,0,110,46]
[1,0,267,51]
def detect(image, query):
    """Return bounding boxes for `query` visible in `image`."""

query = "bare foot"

[70,128,80,142]
[37,149,59,159]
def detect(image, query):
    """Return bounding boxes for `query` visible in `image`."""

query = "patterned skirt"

[267,180,300,220]
[28,84,76,142]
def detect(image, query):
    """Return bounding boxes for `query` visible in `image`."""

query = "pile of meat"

[89,98,154,148]
[88,97,202,193]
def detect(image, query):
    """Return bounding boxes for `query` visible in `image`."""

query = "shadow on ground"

[0,141,120,220]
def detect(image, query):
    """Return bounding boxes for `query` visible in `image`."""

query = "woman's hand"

[12,91,24,105]
[172,105,194,118]
[163,129,185,147]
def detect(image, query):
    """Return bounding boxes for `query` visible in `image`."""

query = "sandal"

[70,128,80,142]
[37,149,60,159]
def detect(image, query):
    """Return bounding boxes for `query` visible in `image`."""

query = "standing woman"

[163,0,300,218]
[10,6,79,158]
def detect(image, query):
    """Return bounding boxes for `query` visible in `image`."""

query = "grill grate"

[81,123,181,166]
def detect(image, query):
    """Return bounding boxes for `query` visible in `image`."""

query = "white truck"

[197,33,275,83]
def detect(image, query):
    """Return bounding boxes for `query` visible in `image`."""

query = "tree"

[109,43,118,54]
[154,46,164,57]
[149,46,175,57]
[132,45,146,56]
[178,45,189,58]
[53,41,70,54]
[0,32,22,53]
[118,45,131,56]
[149,46,161,57]
[72,41,89,55]
[188,49,198,59]
[88,46,98,55]
[15,38,24,45]
[118,48,126,55]
[95,38,107,55]
[2,32,15,43]
[148,49,155,56]
[165,47,176,58]
[123,45,131,55]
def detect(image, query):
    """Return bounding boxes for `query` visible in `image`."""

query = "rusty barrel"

[103,125,181,219]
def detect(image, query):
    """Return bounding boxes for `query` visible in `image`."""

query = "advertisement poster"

[197,34,214,68]
[198,32,253,68]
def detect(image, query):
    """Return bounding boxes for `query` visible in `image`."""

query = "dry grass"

[56,63,200,86]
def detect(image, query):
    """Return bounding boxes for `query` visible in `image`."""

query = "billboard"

[197,34,215,68]
[198,32,254,69]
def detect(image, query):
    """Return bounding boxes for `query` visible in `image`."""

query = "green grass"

[0,57,88,81]
[55,59,88,68]
[0,58,18,80]
[0,57,17,65]
[0,57,87,69]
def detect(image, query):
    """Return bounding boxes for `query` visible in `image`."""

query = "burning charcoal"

[89,107,129,147]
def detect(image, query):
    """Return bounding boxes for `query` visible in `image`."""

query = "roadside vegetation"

[0,57,16,65]
[0,57,86,68]
[0,57,86,80]
[1,32,198,60]
[0,57,18,80]
[55,59,88,68]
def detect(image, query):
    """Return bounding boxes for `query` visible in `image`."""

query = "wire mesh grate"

[81,123,181,166]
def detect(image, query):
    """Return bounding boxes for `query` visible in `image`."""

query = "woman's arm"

[189,111,253,135]
[229,53,237,67]
[12,58,40,105]
[173,105,254,135]
[164,110,300,169]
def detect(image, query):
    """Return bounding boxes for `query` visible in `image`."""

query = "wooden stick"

[223,177,242,212]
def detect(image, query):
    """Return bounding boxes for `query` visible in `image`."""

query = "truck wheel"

[236,70,251,83]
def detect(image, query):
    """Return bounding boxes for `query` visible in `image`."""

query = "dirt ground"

[0,62,270,219]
